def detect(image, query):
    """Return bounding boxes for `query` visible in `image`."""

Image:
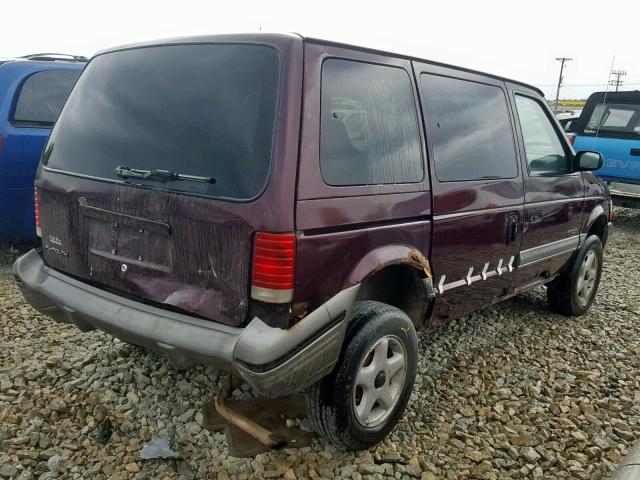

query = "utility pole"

[554,57,572,112]
[610,69,627,92]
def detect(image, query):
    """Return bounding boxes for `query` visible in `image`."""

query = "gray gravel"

[1,207,639,480]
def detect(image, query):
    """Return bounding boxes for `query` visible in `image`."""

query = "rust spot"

[405,249,433,278]
[291,302,309,320]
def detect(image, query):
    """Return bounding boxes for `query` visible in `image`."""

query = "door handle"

[506,213,519,245]
[631,148,640,157]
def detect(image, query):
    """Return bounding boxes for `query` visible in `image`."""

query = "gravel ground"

[1,208,639,480]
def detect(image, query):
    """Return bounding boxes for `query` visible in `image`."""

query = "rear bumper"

[13,249,358,396]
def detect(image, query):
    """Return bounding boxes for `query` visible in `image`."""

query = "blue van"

[0,54,85,241]
[572,91,640,207]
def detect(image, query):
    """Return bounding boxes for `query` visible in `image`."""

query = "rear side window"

[12,70,80,126]
[320,59,423,186]
[515,95,570,175]
[585,103,640,135]
[420,75,517,182]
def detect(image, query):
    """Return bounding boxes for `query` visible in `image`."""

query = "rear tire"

[305,301,418,450]
[547,235,603,316]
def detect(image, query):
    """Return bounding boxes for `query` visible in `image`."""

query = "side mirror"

[575,151,604,171]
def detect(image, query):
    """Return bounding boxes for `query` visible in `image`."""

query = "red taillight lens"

[251,232,295,303]
[34,187,41,237]
[568,133,576,145]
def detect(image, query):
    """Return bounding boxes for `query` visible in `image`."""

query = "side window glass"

[420,74,518,182]
[515,95,570,175]
[13,70,81,127]
[586,103,640,134]
[320,59,423,186]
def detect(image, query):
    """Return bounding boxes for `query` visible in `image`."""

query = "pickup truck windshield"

[42,43,281,200]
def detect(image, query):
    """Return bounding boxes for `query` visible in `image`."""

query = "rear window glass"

[420,75,518,182]
[13,70,80,126]
[43,44,281,201]
[584,103,640,135]
[320,59,423,186]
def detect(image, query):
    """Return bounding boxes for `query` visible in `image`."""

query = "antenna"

[554,57,572,112]
[609,69,627,92]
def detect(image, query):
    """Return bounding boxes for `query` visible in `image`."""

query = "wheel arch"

[584,205,608,246]
[345,245,433,327]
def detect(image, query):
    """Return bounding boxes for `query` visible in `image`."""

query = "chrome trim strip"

[433,205,521,221]
[525,196,603,208]
[517,235,580,268]
[517,248,577,268]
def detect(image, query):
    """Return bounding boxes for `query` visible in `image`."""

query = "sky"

[3,0,639,100]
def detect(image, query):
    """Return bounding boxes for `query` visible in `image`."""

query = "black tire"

[305,300,418,450]
[547,235,603,316]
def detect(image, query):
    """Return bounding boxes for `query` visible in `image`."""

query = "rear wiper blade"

[115,165,215,184]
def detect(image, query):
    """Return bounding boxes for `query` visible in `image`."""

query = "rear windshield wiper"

[115,165,215,184]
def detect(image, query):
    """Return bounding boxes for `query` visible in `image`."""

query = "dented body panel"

[34,34,304,327]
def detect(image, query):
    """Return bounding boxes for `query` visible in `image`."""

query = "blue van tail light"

[0,134,3,160]
[34,187,41,237]
[251,232,295,303]
[568,133,576,145]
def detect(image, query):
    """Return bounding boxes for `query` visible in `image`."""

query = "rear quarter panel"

[293,42,432,312]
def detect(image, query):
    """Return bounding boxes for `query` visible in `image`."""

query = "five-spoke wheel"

[305,301,417,450]
[353,335,406,428]
[548,235,603,316]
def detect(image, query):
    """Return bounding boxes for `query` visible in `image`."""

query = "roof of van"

[304,36,545,96]
[95,33,544,96]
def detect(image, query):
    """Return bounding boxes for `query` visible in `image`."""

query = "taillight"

[0,134,4,159]
[568,133,576,145]
[251,232,295,303]
[34,187,41,237]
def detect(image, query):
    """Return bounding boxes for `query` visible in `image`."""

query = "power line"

[610,69,627,91]
[535,82,640,87]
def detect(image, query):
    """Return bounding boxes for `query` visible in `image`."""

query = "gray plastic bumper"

[13,249,359,396]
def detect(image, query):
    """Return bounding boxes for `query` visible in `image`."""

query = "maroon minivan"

[14,33,613,449]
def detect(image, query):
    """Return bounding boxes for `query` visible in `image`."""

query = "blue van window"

[12,70,80,126]
[585,103,640,135]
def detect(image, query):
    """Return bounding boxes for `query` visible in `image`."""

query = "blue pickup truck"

[571,91,640,207]
[0,54,85,241]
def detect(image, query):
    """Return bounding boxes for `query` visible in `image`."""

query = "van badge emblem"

[121,264,128,273]
[49,235,62,246]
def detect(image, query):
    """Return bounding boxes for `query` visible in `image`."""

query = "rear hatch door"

[36,39,294,326]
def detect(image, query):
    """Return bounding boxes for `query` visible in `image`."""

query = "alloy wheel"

[353,335,407,428]
[576,250,598,306]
